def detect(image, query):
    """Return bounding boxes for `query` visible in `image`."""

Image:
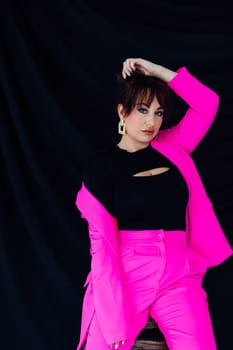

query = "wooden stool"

[133,317,168,350]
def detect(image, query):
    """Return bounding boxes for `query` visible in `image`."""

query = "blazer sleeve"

[87,223,132,345]
[166,67,220,154]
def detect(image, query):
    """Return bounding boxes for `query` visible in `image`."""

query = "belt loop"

[157,229,165,241]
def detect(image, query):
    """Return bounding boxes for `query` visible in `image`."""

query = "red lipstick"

[142,130,154,135]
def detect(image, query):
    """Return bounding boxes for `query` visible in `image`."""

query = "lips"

[142,130,154,135]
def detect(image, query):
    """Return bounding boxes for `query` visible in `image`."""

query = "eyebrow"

[136,102,164,110]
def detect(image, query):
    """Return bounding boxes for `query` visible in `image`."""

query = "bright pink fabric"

[75,67,233,349]
[84,230,217,350]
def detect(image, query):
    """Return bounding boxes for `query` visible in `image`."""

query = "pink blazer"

[75,67,233,349]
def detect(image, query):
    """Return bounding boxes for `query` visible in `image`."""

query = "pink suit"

[75,67,233,349]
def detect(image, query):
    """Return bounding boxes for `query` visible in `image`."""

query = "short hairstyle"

[115,71,172,124]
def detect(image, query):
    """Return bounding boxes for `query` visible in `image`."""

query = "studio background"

[0,1,232,349]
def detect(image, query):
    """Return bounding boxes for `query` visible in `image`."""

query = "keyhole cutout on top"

[133,167,170,177]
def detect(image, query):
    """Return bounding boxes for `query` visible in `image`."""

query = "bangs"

[135,88,160,108]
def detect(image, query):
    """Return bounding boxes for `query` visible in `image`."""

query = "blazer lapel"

[76,183,118,253]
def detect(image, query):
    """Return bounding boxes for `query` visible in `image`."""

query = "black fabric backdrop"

[0,1,232,349]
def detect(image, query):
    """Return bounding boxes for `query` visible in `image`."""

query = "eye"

[138,108,148,114]
[155,110,164,117]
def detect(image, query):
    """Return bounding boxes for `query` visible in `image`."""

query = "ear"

[117,104,126,119]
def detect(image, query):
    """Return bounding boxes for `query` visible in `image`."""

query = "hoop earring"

[118,119,126,135]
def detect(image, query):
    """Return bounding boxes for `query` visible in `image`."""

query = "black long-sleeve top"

[84,145,188,231]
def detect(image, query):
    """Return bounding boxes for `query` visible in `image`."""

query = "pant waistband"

[118,229,186,243]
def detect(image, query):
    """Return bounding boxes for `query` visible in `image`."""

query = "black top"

[84,145,188,231]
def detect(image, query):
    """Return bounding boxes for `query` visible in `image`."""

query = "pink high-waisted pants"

[85,230,216,350]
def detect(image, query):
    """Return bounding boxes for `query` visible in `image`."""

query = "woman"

[75,58,232,350]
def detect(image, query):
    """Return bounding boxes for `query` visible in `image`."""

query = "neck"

[117,136,149,153]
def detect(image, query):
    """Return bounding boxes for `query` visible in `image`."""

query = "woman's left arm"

[166,66,220,153]
[123,58,220,153]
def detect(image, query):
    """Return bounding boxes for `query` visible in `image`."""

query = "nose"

[145,114,156,127]
[144,115,162,131]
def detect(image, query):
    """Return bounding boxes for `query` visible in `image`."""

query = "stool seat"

[133,318,168,350]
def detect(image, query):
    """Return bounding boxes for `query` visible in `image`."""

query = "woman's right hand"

[109,340,126,348]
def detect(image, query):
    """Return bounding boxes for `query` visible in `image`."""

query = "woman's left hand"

[122,58,159,79]
[122,57,177,82]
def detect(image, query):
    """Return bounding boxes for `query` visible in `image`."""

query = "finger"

[126,58,135,72]
[123,60,131,78]
[128,59,139,73]
[128,59,137,72]
[124,59,131,73]
[122,61,127,79]
[124,59,133,76]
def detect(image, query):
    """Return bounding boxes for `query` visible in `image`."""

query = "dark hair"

[115,71,172,123]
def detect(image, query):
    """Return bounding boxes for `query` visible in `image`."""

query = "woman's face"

[117,96,164,148]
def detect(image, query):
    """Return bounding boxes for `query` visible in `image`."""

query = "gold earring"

[118,119,126,135]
